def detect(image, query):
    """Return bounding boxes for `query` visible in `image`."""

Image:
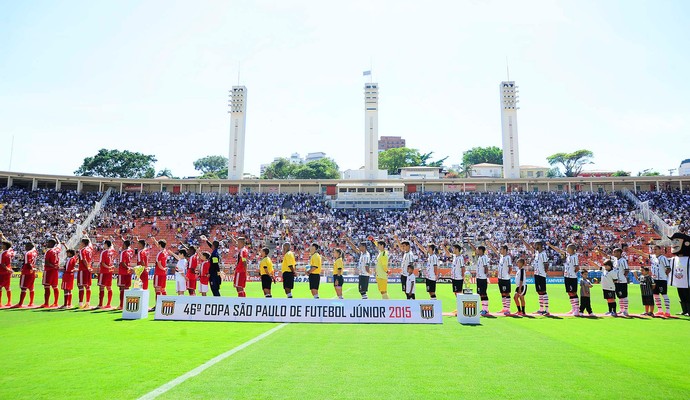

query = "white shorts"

[175,278,187,293]
[199,283,209,293]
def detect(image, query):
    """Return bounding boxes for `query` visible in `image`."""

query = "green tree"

[293,158,340,179]
[638,170,661,176]
[546,167,564,178]
[193,155,228,174]
[612,170,631,177]
[462,146,503,166]
[156,168,177,179]
[546,149,594,177]
[75,149,156,178]
[261,158,298,179]
[378,147,447,175]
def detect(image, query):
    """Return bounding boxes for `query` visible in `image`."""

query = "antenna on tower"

[506,56,510,81]
[237,62,241,85]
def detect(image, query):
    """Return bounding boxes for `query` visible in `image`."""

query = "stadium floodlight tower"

[364,82,380,180]
[228,86,247,180]
[500,81,520,179]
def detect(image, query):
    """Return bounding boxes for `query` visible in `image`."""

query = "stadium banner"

[509,277,565,284]
[154,296,442,324]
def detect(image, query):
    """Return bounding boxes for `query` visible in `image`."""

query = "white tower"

[228,86,247,180]
[500,81,520,179]
[364,82,379,179]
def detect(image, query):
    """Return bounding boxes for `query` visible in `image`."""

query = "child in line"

[635,267,656,316]
[405,264,416,300]
[579,270,593,316]
[513,258,527,316]
[601,260,618,316]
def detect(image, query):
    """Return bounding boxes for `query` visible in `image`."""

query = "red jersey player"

[186,246,198,296]
[41,238,61,308]
[77,236,94,309]
[117,239,135,310]
[231,236,249,298]
[0,232,16,308]
[14,242,39,308]
[96,240,117,309]
[151,237,170,309]
[136,238,150,290]
[60,249,78,309]
[198,251,210,296]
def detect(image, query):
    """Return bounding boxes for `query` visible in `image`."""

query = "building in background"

[520,165,550,179]
[378,136,406,152]
[228,86,247,180]
[679,159,690,176]
[304,152,327,163]
[346,82,387,180]
[579,170,616,178]
[471,163,503,178]
[500,81,520,179]
[400,166,441,179]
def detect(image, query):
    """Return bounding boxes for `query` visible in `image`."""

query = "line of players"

[0,231,687,317]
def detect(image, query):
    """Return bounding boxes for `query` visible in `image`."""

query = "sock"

[29,291,35,305]
[78,288,84,303]
[287,293,292,298]
[362,294,368,299]
[161,290,167,295]
[654,295,662,312]
[85,288,91,303]
[44,288,50,305]
[543,294,549,312]
[5,291,11,305]
[314,295,319,299]
[98,290,104,306]
[119,291,125,307]
[18,291,26,306]
[52,288,59,305]
[382,294,389,299]
[503,297,510,310]
[538,295,544,311]
[67,293,72,307]
[620,298,628,313]
[106,289,112,306]
[338,296,343,299]
[265,294,272,298]
[662,294,670,312]
[239,292,246,298]
[481,300,488,311]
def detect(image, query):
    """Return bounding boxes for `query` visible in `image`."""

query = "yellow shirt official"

[309,253,322,274]
[281,251,296,273]
[333,258,344,276]
[260,257,274,275]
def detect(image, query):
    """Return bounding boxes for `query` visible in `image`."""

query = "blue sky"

[1,0,688,177]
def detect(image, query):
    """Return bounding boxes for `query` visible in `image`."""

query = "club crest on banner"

[125,296,140,313]
[420,304,434,319]
[161,300,176,316]
[462,301,477,317]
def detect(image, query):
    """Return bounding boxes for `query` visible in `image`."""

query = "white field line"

[138,287,354,399]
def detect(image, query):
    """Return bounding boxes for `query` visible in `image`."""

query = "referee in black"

[200,235,222,296]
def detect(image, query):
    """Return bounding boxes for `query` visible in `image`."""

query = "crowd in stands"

[0,188,101,254]
[3,188,686,273]
[636,189,690,233]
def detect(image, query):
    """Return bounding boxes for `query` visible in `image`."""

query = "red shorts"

[117,274,132,288]
[43,269,59,287]
[140,271,149,290]
[234,270,247,289]
[20,274,36,290]
[61,274,75,291]
[98,273,113,287]
[153,274,167,289]
[0,274,10,289]
[78,270,92,287]
[186,275,197,290]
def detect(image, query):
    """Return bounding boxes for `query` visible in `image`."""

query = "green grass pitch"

[1,278,688,400]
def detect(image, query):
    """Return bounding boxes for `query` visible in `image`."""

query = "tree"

[638,170,661,176]
[262,158,298,179]
[75,149,156,178]
[193,155,228,174]
[156,168,177,179]
[378,147,447,175]
[546,149,594,177]
[462,146,503,166]
[293,158,340,179]
[612,170,631,177]
[546,167,564,178]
